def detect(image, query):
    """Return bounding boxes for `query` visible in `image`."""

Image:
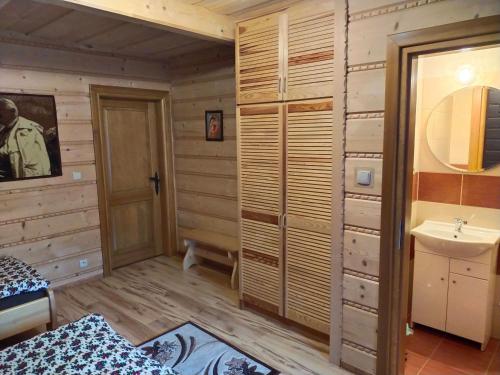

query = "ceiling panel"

[0,0,71,34]
[30,10,125,43]
[152,40,218,59]
[78,23,165,50]
[189,0,301,17]
[123,33,198,55]
[0,0,230,63]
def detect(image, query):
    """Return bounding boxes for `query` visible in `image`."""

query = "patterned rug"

[138,322,279,375]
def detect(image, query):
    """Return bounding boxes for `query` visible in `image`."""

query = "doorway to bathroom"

[378,16,500,375]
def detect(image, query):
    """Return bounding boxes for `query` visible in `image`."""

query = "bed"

[0,256,57,340]
[0,314,178,374]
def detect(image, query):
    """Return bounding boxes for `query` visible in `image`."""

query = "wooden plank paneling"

[0,164,96,191]
[0,229,101,265]
[348,0,500,66]
[344,230,380,276]
[0,183,98,223]
[174,139,237,158]
[37,249,102,281]
[174,118,236,138]
[342,304,378,351]
[177,211,238,237]
[343,274,379,309]
[341,344,376,375]
[175,173,237,199]
[0,208,100,247]
[0,43,170,82]
[344,198,381,230]
[176,192,237,221]
[345,118,384,153]
[341,1,500,371]
[0,45,171,287]
[347,69,386,113]
[175,157,237,176]
[172,66,237,245]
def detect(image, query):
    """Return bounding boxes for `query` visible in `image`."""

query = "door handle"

[149,172,160,195]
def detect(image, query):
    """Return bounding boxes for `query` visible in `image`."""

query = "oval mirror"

[426,86,500,172]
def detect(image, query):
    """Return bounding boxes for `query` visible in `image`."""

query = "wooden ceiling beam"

[35,0,235,43]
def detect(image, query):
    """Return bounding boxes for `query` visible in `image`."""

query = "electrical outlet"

[79,259,88,269]
[72,171,82,180]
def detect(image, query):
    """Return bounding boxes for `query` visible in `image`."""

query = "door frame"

[378,15,500,375]
[90,85,177,276]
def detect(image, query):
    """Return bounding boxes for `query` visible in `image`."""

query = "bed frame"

[0,288,57,340]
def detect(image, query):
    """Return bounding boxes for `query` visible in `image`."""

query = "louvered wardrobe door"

[238,104,284,314]
[285,99,333,333]
[285,10,334,101]
[237,13,284,105]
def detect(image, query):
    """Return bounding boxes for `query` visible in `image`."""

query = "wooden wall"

[340,1,500,374]
[0,42,170,288]
[170,52,238,249]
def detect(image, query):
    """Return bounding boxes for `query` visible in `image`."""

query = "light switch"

[72,171,82,180]
[356,169,372,186]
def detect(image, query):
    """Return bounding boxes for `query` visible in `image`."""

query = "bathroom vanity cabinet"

[412,239,498,350]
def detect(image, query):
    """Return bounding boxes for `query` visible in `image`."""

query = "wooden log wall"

[171,60,238,249]
[341,1,500,374]
[0,42,170,288]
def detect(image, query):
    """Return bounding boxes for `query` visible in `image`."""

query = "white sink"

[411,220,500,258]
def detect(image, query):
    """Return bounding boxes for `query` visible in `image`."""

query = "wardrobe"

[236,0,334,334]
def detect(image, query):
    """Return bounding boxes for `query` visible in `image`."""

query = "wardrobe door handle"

[278,77,282,93]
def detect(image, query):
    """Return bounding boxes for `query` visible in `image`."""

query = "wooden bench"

[179,228,239,289]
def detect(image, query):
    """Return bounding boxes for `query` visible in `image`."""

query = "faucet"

[453,218,468,232]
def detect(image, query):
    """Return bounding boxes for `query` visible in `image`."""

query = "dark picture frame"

[205,110,223,141]
[0,93,62,182]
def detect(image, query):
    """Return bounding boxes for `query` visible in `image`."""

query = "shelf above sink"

[411,220,500,258]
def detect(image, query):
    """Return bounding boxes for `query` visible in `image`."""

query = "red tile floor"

[405,324,500,375]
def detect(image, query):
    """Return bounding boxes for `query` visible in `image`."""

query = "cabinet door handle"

[278,77,282,93]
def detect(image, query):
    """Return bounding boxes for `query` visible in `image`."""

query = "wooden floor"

[54,256,350,375]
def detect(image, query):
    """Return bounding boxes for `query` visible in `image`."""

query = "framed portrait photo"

[0,93,62,182]
[205,110,223,141]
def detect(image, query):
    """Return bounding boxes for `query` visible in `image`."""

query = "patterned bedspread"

[0,314,178,375]
[0,256,49,299]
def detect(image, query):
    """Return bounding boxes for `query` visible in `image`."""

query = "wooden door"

[411,251,449,331]
[238,104,284,314]
[285,9,334,101]
[284,99,333,333]
[446,273,488,343]
[237,13,285,105]
[100,99,163,269]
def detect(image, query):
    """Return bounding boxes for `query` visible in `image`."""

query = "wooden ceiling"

[0,0,303,65]
[0,0,224,63]
[189,0,303,19]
